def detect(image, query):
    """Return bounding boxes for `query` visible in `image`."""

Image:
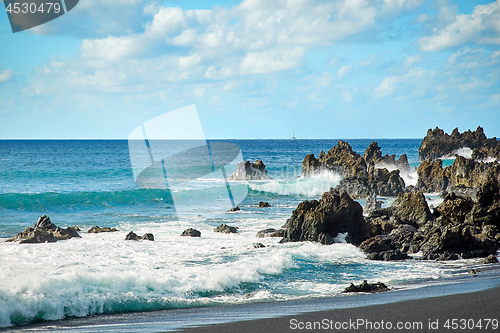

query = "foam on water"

[0,216,481,328]
[0,224,364,327]
[0,139,488,328]
[401,168,418,187]
[249,171,341,197]
[452,147,473,159]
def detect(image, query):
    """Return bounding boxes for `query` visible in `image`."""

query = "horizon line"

[0,137,423,140]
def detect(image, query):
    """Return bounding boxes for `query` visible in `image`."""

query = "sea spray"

[249,171,341,197]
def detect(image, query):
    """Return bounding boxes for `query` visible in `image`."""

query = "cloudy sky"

[0,0,499,139]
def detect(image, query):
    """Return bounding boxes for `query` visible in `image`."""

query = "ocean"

[0,139,489,328]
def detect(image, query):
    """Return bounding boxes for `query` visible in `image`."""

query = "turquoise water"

[0,139,484,328]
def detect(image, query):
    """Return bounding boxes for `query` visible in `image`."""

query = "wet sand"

[181,285,500,333]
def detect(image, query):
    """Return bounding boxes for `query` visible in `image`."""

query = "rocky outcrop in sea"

[6,215,81,243]
[230,160,271,180]
[88,226,119,233]
[280,188,368,245]
[416,155,496,198]
[362,189,498,260]
[125,232,155,241]
[302,140,409,198]
[181,228,201,237]
[419,126,500,161]
[214,224,238,234]
[277,177,499,261]
[343,280,389,293]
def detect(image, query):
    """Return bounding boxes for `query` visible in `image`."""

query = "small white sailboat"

[291,130,296,140]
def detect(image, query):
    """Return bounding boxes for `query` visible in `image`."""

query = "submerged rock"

[258,201,271,207]
[343,280,389,293]
[228,206,241,212]
[88,226,119,233]
[230,160,271,180]
[214,224,238,234]
[280,188,368,245]
[256,228,286,238]
[125,232,154,241]
[483,254,498,264]
[125,231,139,240]
[141,233,154,241]
[181,228,201,237]
[6,215,82,244]
[366,250,410,261]
[253,243,265,248]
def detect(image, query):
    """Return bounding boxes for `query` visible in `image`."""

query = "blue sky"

[0,0,499,139]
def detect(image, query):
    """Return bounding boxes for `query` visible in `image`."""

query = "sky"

[0,0,499,139]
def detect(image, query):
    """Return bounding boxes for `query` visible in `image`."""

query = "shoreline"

[2,264,500,333]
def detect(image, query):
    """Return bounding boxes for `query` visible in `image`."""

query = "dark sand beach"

[182,282,500,333]
[3,266,499,333]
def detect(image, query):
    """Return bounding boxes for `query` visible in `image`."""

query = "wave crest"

[249,171,341,197]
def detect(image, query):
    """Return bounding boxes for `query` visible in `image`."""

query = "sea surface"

[0,139,489,328]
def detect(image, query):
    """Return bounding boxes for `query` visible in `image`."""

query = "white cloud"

[318,72,333,87]
[416,13,427,22]
[341,90,353,102]
[328,57,338,66]
[239,47,305,74]
[491,93,500,104]
[337,65,352,79]
[81,36,147,61]
[171,29,198,46]
[358,54,380,66]
[419,1,500,51]
[146,7,187,37]
[374,68,435,98]
[204,66,234,79]
[406,54,420,65]
[456,70,499,91]
[71,0,418,63]
[0,69,13,83]
[446,47,500,69]
[0,98,14,108]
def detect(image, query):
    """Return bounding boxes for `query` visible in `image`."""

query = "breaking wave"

[249,171,341,197]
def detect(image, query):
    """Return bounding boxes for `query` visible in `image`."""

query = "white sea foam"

[401,168,418,187]
[480,156,498,163]
[439,147,473,160]
[0,219,370,328]
[0,214,485,328]
[249,171,341,197]
[453,147,473,159]
[424,193,443,208]
[374,163,417,188]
